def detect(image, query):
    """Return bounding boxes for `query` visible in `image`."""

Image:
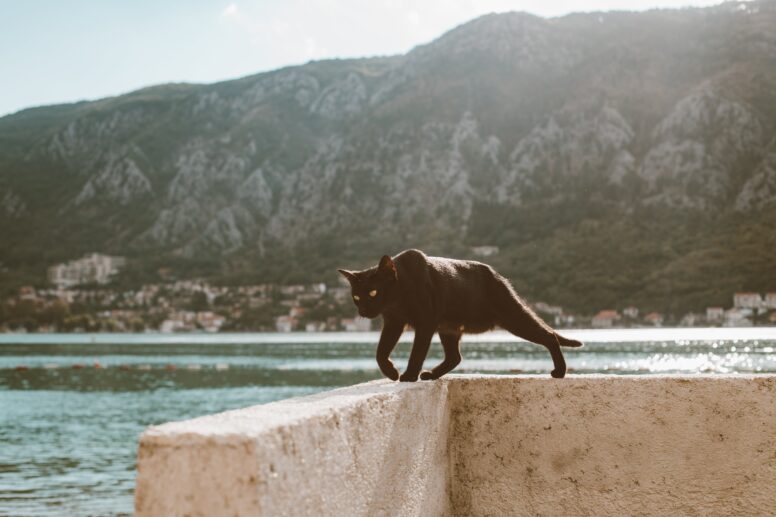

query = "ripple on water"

[1,330,776,514]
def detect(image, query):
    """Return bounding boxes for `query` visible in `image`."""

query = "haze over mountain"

[1,1,775,316]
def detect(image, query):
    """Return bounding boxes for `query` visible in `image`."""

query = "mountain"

[2,1,776,316]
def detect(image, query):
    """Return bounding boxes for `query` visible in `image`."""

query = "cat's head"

[337,255,398,319]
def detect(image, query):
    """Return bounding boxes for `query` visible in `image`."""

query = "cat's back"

[392,248,432,276]
[423,252,504,328]
[426,254,497,286]
[392,249,500,287]
[392,250,505,328]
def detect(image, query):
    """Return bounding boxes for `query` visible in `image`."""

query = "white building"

[471,246,499,258]
[623,306,639,319]
[160,319,185,333]
[765,293,776,309]
[534,302,563,316]
[342,318,372,332]
[706,307,724,322]
[592,310,619,329]
[554,314,575,327]
[644,312,664,327]
[311,283,327,294]
[275,316,295,332]
[724,308,752,327]
[280,285,306,296]
[297,293,323,303]
[18,286,37,301]
[48,253,126,288]
[305,322,326,332]
[680,313,702,327]
[734,292,762,309]
[196,311,226,332]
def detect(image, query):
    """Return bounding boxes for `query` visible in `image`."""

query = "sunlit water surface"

[1,327,776,515]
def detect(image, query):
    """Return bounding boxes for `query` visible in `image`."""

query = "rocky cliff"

[2,1,776,314]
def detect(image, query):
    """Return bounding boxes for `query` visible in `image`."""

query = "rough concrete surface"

[135,375,776,516]
[135,380,451,517]
[449,375,776,516]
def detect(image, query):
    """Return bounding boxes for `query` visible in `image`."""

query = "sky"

[0,0,724,117]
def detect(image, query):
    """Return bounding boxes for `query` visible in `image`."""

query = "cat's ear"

[378,255,397,280]
[337,269,358,284]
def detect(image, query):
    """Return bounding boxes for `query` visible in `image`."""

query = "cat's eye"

[369,290,377,297]
[353,295,360,301]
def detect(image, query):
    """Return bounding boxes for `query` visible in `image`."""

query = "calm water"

[2,327,776,516]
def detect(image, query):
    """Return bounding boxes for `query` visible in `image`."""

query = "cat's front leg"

[420,331,462,380]
[377,319,404,381]
[400,325,435,382]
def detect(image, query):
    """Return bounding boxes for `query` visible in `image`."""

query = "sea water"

[2,328,776,515]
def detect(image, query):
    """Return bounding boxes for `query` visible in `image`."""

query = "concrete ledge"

[135,375,776,516]
[135,380,451,517]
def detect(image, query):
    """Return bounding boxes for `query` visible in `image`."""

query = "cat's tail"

[555,333,583,348]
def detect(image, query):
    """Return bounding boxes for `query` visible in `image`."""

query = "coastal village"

[1,253,775,333]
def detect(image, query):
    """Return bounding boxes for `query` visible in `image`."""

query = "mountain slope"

[2,1,776,315]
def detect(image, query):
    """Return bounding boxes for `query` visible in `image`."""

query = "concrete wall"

[449,376,776,516]
[136,375,776,516]
[135,380,451,517]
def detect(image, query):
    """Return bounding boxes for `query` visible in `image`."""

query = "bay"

[2,327,776,515]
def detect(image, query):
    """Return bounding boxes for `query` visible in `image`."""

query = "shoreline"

[1,326,776,345]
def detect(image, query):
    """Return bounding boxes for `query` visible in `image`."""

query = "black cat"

[338,249,582,381]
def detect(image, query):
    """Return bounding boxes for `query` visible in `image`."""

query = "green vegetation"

[2,3,776,318]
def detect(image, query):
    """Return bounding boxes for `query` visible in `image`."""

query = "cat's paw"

[419,370,437,381]
[550,368,566,379]
[378,362,400,381]
[399,371,419,382]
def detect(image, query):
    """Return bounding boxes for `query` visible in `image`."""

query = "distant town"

[1,252,775,333]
